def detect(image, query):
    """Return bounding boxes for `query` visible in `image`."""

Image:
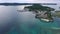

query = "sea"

[0,6,60,34]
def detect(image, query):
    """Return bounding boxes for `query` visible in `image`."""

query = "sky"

[0,0,60,10]
[0,0,59,3]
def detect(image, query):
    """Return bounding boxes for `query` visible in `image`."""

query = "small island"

[24,4,55,22]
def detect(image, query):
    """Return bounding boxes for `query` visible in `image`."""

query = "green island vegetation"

[24,4,55,22]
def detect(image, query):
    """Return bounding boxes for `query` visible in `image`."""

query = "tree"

[24,4,55,20]
[24,4,43,13]
[43,6,55,20]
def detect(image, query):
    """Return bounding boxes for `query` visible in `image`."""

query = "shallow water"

[8,11,60,34]
[0,6,60,34]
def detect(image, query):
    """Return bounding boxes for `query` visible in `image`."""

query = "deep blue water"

[7,11,60,34]
[0,6,60,34]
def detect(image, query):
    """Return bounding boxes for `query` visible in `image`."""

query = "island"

[24,4,55,22]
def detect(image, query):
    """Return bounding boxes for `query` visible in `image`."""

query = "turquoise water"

[7,12,60,34]
[0,5,60,34]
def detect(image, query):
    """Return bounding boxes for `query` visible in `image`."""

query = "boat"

[41,18,53,22]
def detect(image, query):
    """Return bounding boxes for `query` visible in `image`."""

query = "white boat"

[41,18,50,22]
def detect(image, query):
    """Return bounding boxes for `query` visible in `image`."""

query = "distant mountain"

[0,3,57,6]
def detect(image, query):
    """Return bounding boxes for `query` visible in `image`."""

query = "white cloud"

[0,0,60,10]
[0,0,59,3]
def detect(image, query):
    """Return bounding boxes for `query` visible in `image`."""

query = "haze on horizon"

[0,0,60,10]
[0,0,59,3]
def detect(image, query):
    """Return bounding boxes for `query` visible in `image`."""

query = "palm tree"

[24,4,55,20]
[43,6,55,20]
[24,4,43,13]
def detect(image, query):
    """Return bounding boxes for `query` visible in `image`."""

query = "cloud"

[0,0,59,10]
[0,0,59,3]
[17,0,59,3]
